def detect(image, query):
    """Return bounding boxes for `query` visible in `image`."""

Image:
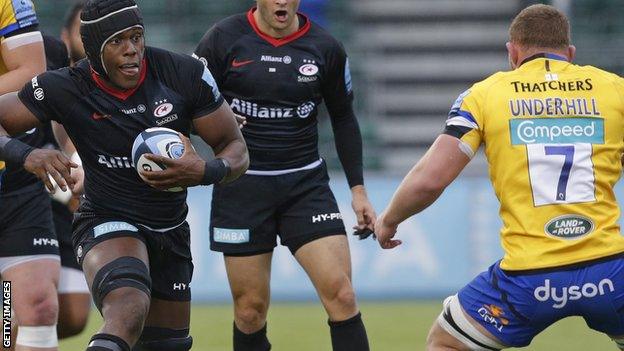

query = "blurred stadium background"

[33,0,624,349]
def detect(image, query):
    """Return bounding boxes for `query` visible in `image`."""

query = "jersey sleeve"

[187,58,224,119]
[193,25,226,87]
[17,71,65,124]
[321,40,354,117]
[443,87,485,157]
[0,0,38,39]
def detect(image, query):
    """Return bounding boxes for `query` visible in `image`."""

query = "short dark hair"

[509,4,570,49]
[63,1,84,31]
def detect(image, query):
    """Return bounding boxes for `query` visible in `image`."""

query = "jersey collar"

[519,52,569,67]
[90,58,147,101]
[247,7,311,47]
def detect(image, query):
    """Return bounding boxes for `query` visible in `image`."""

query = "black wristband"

[201,158,231,185]
[0,136,36,165]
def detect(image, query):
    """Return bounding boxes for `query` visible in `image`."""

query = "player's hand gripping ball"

[132,127,186,192]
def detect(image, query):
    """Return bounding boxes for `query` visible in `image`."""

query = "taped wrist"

[201,158,230,185]
[0,136,35,165]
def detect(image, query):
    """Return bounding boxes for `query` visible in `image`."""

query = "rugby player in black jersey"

[0,1,249,350]
[194,1,374,350]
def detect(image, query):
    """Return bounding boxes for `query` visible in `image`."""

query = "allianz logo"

[510,117,604,145]
[534,278,614,309]
[230,98,315,119]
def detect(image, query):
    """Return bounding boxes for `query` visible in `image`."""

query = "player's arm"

[323,44,376,234]
[0,31,46,94]
[139,103,248,190]
[0,92,76,192]
[375,135,471,249]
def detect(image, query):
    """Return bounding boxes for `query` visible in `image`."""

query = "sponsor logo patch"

[214,228,250,244]
[534,278,615,309]
[93,221,138,238]
[510,117,604,145]
[477,304,508,332]
[544,215,594,239]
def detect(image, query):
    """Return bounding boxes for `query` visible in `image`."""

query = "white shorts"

[0,255,59,275]
[58,266,89,294]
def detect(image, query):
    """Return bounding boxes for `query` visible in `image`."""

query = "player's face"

[101,27,145,90]
[63,12,86,64]
[256,0,301,34]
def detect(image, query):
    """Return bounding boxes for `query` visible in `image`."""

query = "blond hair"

[509,4,570,49]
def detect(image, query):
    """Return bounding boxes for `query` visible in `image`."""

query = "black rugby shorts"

[0,184,59,257]
[73,213,193,302]
[210,161,346,255]
[51,199,81,270]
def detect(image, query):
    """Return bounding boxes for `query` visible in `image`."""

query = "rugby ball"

[131,127,185,192]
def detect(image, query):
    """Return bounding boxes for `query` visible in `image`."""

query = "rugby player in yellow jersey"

[0,1,67,350]
[375,4,624,351]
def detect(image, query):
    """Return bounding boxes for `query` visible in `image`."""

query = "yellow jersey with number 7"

[445,54,624,271]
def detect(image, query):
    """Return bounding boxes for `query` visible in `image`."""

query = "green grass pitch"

[60,301,614,350]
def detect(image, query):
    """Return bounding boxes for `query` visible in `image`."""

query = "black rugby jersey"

[1,35,69,194]
[194,8,358,173]
[18,46,224,228]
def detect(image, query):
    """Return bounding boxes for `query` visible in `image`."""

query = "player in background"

[60,2,85,66]
[194,0,375,350]
[0,0,249,350]
[375,4,624,351]
[44,27,91,339]
[0,1,62,350]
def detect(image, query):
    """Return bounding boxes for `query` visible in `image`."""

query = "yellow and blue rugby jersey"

[446,53,624,271]
[0,0,38,181]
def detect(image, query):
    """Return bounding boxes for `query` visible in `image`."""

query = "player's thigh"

[580,257,624,339]
[143,298,190,329]
[224,252,273,302]
[294,234,352,288]
[73,216,150,287]
[440,262,548,349]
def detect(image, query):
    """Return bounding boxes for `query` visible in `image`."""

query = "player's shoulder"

[466,70,511,97]
[305,20,344,53]
[575,63,624,85]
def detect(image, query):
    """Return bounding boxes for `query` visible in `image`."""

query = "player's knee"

[91,256,151,312]
[323,278,357,310]
[22,295,58,325]
[234,295,268,327]
[102,288,150,339]
[134,327,192,351]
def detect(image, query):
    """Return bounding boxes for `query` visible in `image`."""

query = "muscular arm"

[193,102,249,182]
[375,135,471,248]
[0,38,46,95]
[0,92,42,136]
[0,92,75,191]
[383,135,471,225]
